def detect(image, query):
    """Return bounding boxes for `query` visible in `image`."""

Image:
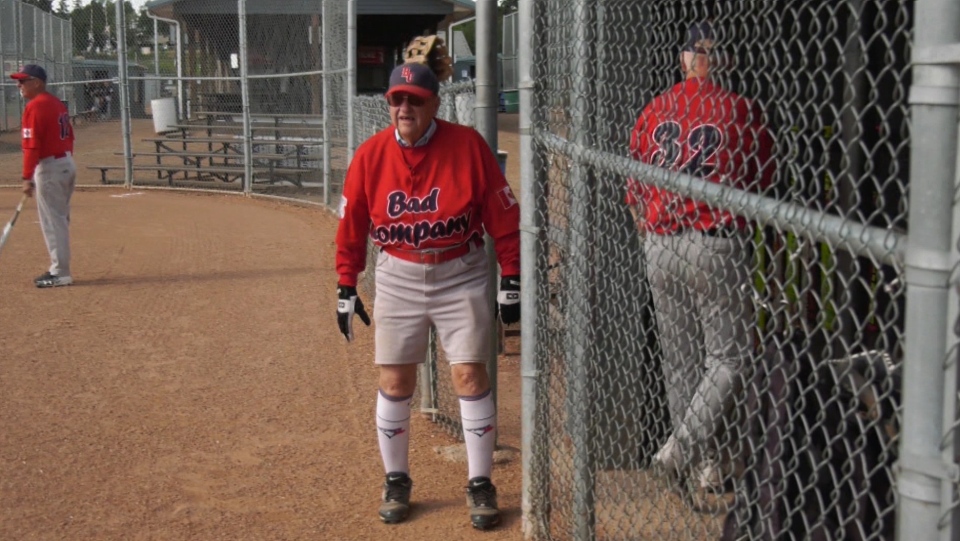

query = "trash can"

[502,90,519,113]
[151,97,178,134]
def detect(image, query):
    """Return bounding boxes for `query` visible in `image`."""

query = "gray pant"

[35,154,76,277]
[645,229,753,467]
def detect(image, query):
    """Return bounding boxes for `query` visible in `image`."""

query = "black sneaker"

[379,472,412,524]
[35,273,73,288]
[465,476,500,530]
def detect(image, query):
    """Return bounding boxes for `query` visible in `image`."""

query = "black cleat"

[466,476,500,530]
[379,472,412,524]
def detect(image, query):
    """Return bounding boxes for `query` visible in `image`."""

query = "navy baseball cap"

[10,64,47,82]
[386,62,439,99]
[682,22,715,53]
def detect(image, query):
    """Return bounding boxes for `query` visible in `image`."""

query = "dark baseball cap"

[682,22,715,53]
[386,62,439,99]
[10,64,47,82]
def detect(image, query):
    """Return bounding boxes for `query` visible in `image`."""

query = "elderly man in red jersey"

[628,22,774,491]
[334,61,520,530]
[10,64,76,288]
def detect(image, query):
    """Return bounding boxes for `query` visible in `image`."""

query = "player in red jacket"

[335,62,520,530]
[11,64,76,288]
[627,22,773,490]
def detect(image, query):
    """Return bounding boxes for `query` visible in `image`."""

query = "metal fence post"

[566,1,595,538]
[321,0,331,207]
[1,1,6,133]
[899,2,960,540]
[475,0,500,412]
[346,0,356,162]
[115,0,132,188]
[518,1,545,538]
[237,0,253,194]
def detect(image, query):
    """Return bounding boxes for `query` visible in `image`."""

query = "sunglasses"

[16,77,35,85]
[386,93,426,107]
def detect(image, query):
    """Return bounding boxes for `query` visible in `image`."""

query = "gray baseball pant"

[645,229,753,467]
[34,154,77,277]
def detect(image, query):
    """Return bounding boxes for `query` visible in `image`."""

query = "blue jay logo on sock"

[465,424,494,438]
[379,427,406,439]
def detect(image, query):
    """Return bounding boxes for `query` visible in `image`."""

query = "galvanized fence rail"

[518,0,958,540]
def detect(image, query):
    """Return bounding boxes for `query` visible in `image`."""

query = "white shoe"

[697,457,734,492]
[653,435,682,471]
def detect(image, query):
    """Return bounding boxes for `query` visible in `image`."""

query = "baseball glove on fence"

[403,35,454,83]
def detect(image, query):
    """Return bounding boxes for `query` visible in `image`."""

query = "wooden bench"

[191,111,323,123]
[115,150,322,171]
[171,123,325,134]
[89,163,319,187]
[142,136,322,162]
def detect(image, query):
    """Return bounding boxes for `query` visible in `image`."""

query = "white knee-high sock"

[460,389,497,480]
[377,390,412,475]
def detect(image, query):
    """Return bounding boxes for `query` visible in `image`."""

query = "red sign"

[358,46,386,66]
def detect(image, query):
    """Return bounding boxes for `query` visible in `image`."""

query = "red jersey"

[21,91,74,180]
[627,78,773,234]
[335,119,520,287]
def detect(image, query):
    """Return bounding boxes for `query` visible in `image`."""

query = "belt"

[46,151,72,160]
[383,238,482,265]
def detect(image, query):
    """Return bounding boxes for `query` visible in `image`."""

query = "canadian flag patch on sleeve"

[22,128,32,139]
[497,185,517,210]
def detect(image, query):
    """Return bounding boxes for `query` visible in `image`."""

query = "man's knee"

[378,364,419,397]
[450,363,490,396]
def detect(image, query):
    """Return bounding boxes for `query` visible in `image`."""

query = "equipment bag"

[721,331,900,541]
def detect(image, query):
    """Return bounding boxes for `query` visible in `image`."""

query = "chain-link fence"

[520,0,941,539]
[0,0,72,131]
[88,0,350,204]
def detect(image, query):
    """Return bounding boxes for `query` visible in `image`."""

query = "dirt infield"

[0,115,524,540]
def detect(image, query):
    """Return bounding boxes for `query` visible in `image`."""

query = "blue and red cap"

[682,22,715,53]
[10,64,47,82]
[386,62,439,100]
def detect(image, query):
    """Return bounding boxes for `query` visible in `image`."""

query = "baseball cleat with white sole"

[466,476,500,530]
[35,272,72,288]
[379,472,412,524]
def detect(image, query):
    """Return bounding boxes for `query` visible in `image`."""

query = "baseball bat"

[0,195,28,257]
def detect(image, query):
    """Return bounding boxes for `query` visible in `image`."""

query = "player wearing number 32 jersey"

[627,67,772,234]
[627,22,774,492]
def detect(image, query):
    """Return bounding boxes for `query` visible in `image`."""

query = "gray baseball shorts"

[373,243,493,365]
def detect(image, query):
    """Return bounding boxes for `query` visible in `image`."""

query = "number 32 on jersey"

[650,121,722,177]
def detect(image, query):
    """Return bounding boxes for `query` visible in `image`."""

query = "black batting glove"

[337,285,371,342]
[497,275,520,325]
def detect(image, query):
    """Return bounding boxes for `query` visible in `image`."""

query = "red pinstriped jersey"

[335,119,520,287]
[21,91,73,179]
[627,78,773,235]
